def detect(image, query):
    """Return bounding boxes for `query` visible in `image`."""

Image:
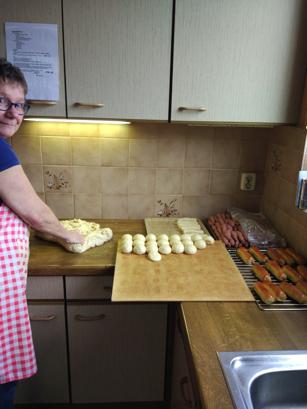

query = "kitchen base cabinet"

[15,303,69,404]
[171,306,201,409]
[67,302,168,403]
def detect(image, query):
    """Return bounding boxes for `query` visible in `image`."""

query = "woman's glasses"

[0,96,30,115]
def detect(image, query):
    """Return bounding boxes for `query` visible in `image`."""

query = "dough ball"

[133,243,146,255]
[148,251,162,262]
[191,233,202,242]
[133,234,145,242]
[146,233,156,241]
[159,244,172,255]
[133,238,145,247]
[184,244,197,254]
[170,234,181,242]
[203,235,215,244]
[181,238,193,246]
[169,237,181,245]
[181,234,192,241]
[122,234,132,241]
[157,239,169,247]
[121,242,132,254]
[172,242,184,254]
[194,239,206,249]
[158,234,168,241]
[146,242,158,252]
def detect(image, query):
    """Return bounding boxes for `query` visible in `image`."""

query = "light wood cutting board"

[112,241,254,302]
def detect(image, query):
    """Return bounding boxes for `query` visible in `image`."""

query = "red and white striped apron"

[0,203,37,384]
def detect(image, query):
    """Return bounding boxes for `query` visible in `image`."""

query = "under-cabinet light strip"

[24,118,131,125]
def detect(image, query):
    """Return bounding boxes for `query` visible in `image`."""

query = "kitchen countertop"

[29,219,307,409]
[180,301,307,409]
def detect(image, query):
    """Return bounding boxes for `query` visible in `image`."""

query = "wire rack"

[227,248,307,311]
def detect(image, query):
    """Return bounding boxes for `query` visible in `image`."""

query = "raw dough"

[191,233,202,242]
[184,244,197,254]
[120,242,133,254]
[158,234,168,241]
[133,243,146,255]
[148,251,162,262]
[133,234,145,241]
[122,234,132,241]
[146,233,156,241]
[146,242,158,252]
[194,239,206,249]
[37,219,113,253]
[159,244,172,255]
[172,242,184,254]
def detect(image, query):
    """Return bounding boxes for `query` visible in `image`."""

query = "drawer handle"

[74,102,105,108]
[30,314,56,321]
[27,100,57,106]
[180,376,193,408]
[75,313,106,321]
[178,106,207,112]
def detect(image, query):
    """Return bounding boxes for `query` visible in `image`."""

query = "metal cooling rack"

[227,248,307,311]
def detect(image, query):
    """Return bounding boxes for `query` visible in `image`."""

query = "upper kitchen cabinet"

[0,0,66,118]
[171,0,307,124]
[63,0,172,121]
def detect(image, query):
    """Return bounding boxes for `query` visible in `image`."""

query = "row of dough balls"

[119,233,214,262]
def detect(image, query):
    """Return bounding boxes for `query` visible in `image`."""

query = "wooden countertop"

[180,302,307,409]
[28,220,145,275]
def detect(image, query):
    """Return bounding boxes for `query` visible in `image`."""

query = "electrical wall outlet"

[240,173,256,191]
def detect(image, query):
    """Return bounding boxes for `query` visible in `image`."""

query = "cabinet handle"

[178,106,207,112]
[73,102,105,108]
[75,313,106,321]
[27,100,57,106]
[180,376,193,408]
[30,314,56,321]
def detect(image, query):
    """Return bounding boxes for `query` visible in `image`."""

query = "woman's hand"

[65,230,85,244]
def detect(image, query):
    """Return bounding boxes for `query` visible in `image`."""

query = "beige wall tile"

[128,195,154,218]
[23,164,44,193]
[45,193,74,219]
[73,167,101,194]
[43,166,72,193]
[69,123,99,137]
[12,135,41,164]
[74,194,102,219]
[72,138,101,165]
[41,137,72,165]
[99,124,133,139]
[155,195,182,217]
[183,169,210,195]
[185,135,212,168]
[232,193,262,212]
[156,169,183,195]
[182,196,211,218]
[102,195,128,219]
[101,139,129,166]
[101,167,128,194]
[128,168,155,195]
[157,137,185,168]
[129,139,157,167]
[211,170,239,194]
[212,137,240,169]
[240,140,268,171]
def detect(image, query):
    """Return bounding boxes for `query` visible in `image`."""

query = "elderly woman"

[0,58,84,408]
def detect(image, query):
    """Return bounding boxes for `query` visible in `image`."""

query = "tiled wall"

[12,121,269,220]
[261,126,307,257]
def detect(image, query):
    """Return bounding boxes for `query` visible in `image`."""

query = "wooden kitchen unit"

[19,220,307,409]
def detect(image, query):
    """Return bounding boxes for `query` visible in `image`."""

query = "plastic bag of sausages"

[228,207,287,248]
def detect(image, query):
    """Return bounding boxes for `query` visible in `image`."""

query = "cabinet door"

[67,302,167,403]
[15,303,69,404]
[172,0,307,124]
[63,0,172,120]
[0,0,66,117]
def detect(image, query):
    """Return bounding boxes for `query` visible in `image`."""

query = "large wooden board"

[112,241,254,302]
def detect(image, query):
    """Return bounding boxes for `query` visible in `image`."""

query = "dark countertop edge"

[28,266,115,276]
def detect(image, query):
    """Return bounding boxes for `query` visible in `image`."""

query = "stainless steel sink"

[218,351,307,409]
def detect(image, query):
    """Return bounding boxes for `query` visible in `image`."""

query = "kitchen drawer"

[65,275,113,300]
[27,276,64,300]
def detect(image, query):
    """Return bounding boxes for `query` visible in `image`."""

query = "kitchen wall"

[12,122,269,220]
[261,126,307,257]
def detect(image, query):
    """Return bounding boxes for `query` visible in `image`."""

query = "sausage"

[237,247,255,264]
[267,248,286,265]
[275,248,295,266]
[253,282,275,304]
[296,280,307,296]
[249,246,268,263]
[285,248,306,265]
[297,265,307,281]
[279,282,307,304]
[252,264,271,282]
[263,282,287,301]
[265,260,287,281]
[282,265,301,283]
